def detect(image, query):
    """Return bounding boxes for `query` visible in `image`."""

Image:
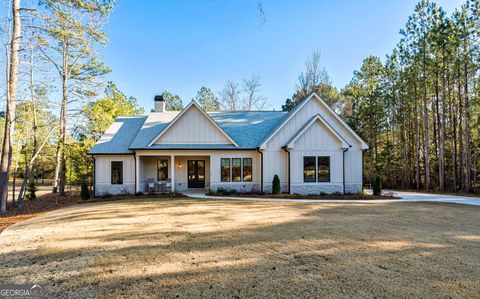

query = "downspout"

[282,146,291,194]
[256,148,263,193]
[92,156,96,198]
[342,147,349,194]
[133,151,137,194]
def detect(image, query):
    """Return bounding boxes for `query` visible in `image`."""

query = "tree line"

[283,0,480,193]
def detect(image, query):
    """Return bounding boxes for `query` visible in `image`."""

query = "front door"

[188,160,205,188]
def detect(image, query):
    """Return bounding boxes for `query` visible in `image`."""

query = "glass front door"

[188,160,205,188]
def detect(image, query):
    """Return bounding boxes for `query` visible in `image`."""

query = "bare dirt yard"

[1,198,479,298]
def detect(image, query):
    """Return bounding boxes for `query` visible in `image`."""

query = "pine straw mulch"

[0,191,185,233]
[207,192,399,200]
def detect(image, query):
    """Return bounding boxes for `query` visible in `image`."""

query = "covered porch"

[136,152,211,193]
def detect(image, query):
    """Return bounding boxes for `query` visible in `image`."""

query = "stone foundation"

[95,183,135,196]
[210,183,260,193]
[345,183,362,194]
[291,183,343,195]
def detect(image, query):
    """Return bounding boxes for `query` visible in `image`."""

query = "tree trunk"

[58,72,68,196]
[0,0,21,215]
[422,37,430,191]
[414,78,420,190]
[462,31,471,192]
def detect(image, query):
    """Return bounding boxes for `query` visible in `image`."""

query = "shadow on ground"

[1,199,479,298]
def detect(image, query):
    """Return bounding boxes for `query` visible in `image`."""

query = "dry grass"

[1,198,479,298]
[0,192,185,233]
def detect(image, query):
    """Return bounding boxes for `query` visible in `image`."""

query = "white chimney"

[154,95,166,112]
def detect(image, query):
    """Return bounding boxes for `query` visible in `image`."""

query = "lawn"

[1,198,479,298]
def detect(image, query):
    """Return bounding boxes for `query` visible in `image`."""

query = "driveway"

[388,190,480,206]
[1,198,479,298]
[189,190,480,206]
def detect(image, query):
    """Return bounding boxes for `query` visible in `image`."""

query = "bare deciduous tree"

[220,80,241,111]
[242,75,267,110]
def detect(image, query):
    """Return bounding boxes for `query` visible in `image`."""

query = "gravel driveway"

[1,198,479,298]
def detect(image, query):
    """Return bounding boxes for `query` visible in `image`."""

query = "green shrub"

[80,180,90,201]
[27,177,37,201]
[272,174,281,194]
[373,174,382,196]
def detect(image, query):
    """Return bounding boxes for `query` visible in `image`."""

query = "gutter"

[256,148,264,193]
[342,147,350,194]
[282,146,291,194]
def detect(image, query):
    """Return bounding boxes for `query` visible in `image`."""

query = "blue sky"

[104,0,464,111]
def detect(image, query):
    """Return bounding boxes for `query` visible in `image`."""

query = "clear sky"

[103,0,464,111]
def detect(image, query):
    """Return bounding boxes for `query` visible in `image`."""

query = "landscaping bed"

[207,191,398,200]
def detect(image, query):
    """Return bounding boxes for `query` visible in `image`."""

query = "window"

[243,158,252,182]
[111,161,123,185]
[157,159,168,181]
[232,158,241,182]
[317,156,330,182]
[221,158,231,182]
[221,158,253,182]
[303,157,316,182]
[303,156,331,183]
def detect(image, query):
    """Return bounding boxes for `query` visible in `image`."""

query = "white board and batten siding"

[262,95,364,194]
[154,104,233,145]
[94,155,135,196]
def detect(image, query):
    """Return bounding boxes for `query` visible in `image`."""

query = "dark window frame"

[232,158,241,182]
[317,156,331,182]
[221,158,231,182]
[157,159,168,181]
[242,158,252,182]
[303,156,316,183]
[111,161,123,185]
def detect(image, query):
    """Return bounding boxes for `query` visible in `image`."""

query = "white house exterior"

[89,93,368,196]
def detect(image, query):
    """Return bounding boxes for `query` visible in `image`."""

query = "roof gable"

[260,93,369,150]
[148,101,238,146]
[285,114,349,149]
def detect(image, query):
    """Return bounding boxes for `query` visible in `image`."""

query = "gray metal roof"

[90,110,288,154]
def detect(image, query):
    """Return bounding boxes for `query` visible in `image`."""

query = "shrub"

[27,177,37,201]
[80,180,90,201]
[135,192,144,196]
[373,174,382,196]
[272,174,280,194]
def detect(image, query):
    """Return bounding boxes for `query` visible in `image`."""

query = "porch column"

[209,156,214,191]
[135,155,140,193]
[171,155,175,192]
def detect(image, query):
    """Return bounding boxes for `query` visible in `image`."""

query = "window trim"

[111,161,123,185]
[303,156,316,183]
[157,159,168,181]
[317,156,331,183]
[232,158,241,182]
[242,158,253,182]
[221,158,231,182]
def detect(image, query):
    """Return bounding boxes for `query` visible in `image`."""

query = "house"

[88,93,369,196]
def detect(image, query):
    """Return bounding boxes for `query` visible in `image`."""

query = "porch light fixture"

[178,162,183,168]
